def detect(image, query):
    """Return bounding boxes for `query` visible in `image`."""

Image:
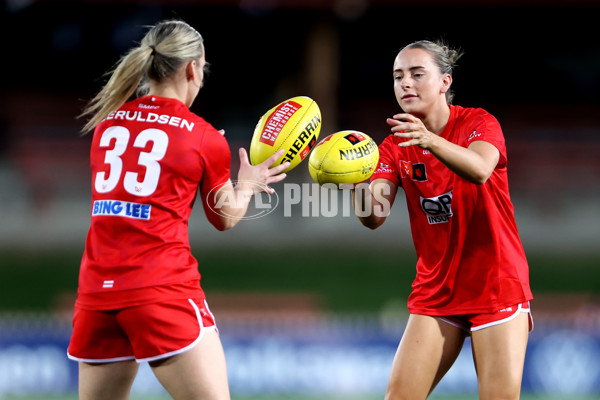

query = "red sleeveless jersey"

[371,105,533,315]
[76,96,230,310]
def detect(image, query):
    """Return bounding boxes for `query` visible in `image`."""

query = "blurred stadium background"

[1,0,599,399]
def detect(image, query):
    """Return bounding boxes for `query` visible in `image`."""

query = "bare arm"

[205,148,288,231]
[387,114,500,184]
[352,178,398,230]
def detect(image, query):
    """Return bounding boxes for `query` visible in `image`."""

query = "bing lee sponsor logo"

[92,200,151,220]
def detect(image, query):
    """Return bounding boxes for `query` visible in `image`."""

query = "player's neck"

[148,82,187,106]
[422,103,451,135]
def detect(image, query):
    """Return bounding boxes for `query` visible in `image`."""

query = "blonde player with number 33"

[67,20,288,400]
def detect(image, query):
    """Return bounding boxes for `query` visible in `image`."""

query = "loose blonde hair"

[80,20,204,133]
[401,40,463,104]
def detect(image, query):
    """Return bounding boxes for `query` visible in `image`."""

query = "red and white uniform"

[76,95,230,311]
[371,105,533,315]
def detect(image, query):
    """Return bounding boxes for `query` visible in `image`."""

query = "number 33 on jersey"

[95,126,169,196]
[79,95,232,301]
[91,126,168,221]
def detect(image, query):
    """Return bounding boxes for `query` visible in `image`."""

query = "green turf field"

[0,247,598,313]
[2,248,598,399]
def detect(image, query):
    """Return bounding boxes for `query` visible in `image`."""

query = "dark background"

[0,0,599,314]
[2,1,599,141]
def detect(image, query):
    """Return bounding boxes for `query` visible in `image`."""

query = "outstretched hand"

[237,148,289,195]
[387,113,437,149]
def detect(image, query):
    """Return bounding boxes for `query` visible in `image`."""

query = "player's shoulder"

[378,134,407,158]
[452,104,499,125]
[185,112,217,135]
[165,100,225,140]
[191,115,225,143]
[184,113,229,152]
[168,100,210,128]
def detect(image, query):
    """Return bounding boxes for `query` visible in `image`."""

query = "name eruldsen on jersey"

[104,110,195,132]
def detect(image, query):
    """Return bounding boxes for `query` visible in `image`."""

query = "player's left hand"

[237,148,288,195]
[387,113,436,149]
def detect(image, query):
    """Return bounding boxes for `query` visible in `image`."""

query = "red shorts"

[438,302,533,334]
[67,297,216,363]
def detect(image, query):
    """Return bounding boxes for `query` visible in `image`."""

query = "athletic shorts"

[67,297,216,363]
[437,302,533,334]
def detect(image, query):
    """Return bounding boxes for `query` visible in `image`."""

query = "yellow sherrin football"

[308,130,379,185]
[250,96,321,173]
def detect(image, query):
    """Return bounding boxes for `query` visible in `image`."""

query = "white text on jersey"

[92,200,151,220]
[105,110,194,132]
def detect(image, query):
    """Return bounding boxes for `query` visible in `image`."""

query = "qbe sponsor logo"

[420,190,452,224]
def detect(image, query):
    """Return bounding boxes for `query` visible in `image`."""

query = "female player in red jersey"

[353,40,534,399]
[67,20,288,400]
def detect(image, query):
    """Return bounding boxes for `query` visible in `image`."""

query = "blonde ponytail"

[80,20,204,133]
[80,46,154,133]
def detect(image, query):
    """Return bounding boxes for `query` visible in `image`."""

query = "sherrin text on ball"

[250,96,321,173]
[308,130,379,185]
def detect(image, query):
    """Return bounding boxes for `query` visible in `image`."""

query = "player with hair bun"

[68,19,288,400]
[353,40,533,399]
